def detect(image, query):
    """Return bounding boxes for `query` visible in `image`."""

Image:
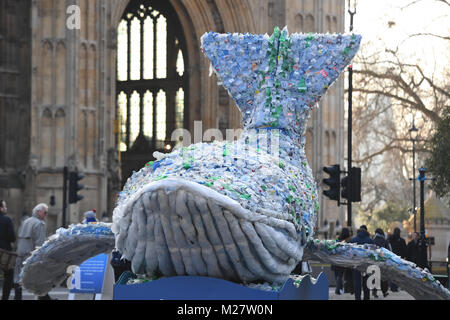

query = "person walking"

[372,228,390,298]
[388,227,407,258]
[343,228,354,295]
[448,241,450,263]
[14,203,53,300]
[388,227,407,292]
[349,225,374,300]
[331,227,351,295]
[20,210,31,224]
[82,209,98,224]
[0,200,16,300]
[406,232,421,265]
[110,249,132,283]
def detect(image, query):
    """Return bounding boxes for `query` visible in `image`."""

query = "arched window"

[294,14,304,32]
[117,0,187,183]
[117,0,187,153]
[305,14,315,33]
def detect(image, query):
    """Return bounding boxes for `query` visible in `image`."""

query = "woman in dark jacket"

[373,228,390,249]
[332,227,351,295]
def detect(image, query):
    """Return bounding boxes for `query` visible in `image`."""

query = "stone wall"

[426,220,450,262]
[0,0,347,234]
[0,0,32,229]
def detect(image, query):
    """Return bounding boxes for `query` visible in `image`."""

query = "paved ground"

[3,286,70,300]
[328,288,414,300]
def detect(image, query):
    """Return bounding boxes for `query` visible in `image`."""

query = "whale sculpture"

[21,28,450,300]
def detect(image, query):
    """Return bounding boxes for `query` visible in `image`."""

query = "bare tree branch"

[351,0,449,221]
[407,32,450,41]
[353,69,442,123]
[351,87,418,109]
[401,0,450,9]
[437,0,450,6]
[354,142,431,164]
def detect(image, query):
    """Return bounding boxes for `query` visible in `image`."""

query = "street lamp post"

[418,168,428,270]
[63,166,68,228]
[348,0,357,31]
[409,121,419,232]
[347,0,357,228]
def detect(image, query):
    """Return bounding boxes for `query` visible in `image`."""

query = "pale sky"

[346,0,449,73]
[344,0,449,133]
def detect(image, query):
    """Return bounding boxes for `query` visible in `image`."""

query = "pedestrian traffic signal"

[341,175,349,200]
[69,171,85,204]
[323,164,341,203]
[341,167,361,202]
[351,167,361,202]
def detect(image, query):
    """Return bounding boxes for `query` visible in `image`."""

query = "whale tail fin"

[201,31,270,126]
[201,27,361,131]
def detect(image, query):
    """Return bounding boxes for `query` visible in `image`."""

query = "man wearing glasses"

[14,203,51,300]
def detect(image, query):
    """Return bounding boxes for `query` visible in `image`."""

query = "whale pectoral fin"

[21,223,115,296]
[304,240,450,300]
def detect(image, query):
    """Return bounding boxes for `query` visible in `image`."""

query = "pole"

[347,7,355,228]
[418,168,428,270]
[63,166,68,228]
[413,139,417,232]
[347,65,352,228]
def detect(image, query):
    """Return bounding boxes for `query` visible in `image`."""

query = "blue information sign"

[70,253,109,294]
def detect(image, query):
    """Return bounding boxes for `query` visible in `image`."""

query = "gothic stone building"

[0,0,346,235]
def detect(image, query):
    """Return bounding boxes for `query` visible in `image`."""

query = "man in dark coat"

[406,232,420,265]
[388,227,407,258]
[331,227,351,295]
[372,228,390,298]
[349,225,374,300]
[388,227,407,292]
[0,200,16,300]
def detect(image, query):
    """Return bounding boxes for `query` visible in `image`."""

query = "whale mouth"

[112,177,304,284]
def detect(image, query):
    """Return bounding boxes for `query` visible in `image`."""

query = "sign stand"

[100,254,115,300]
[68,253,114,300]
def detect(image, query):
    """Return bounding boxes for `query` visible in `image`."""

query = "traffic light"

[341,167,361,202]
[323,164,341,202]
[69,171,85,204]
